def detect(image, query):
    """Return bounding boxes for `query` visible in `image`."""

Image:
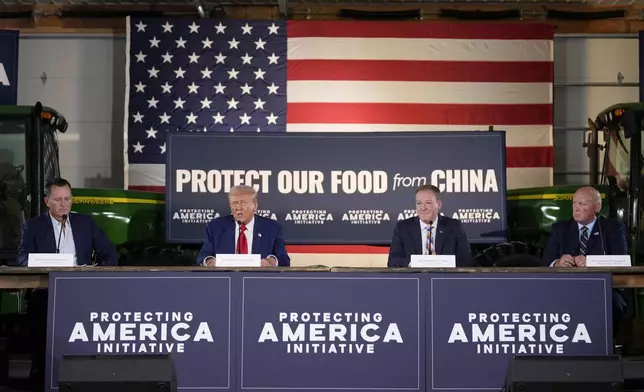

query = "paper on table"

[28,253,75,267]
[216,254,261,267]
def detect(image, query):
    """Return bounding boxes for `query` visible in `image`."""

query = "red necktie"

[237,224,248,254]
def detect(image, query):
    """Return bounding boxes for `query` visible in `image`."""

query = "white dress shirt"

[202,216,279,266]
[578,219,597,242]
[50,213,77,264]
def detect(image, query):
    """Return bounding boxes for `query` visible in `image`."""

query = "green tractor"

[473,102,643,270]
[0,101,642,270]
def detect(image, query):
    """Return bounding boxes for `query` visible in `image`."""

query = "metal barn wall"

[17,34,126,189]
[554,35,640,186]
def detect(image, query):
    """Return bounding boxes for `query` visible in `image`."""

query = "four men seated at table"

[15,179,633,392]
[19,180,629,273]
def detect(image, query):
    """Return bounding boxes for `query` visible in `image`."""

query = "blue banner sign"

[46,272,234,391]
[46,271,612,392]
[166,132,508,245]
[0,30,19,105]
[428,274,612,390]
[240,274,423,390]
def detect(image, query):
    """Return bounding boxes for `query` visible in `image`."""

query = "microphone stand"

[56,214,68,254]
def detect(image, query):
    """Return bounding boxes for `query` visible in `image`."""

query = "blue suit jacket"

[387,215,472,267]
[542,216,629,325]
[196,214,290,266]
[542,216,627,265]
[16,212,119,266]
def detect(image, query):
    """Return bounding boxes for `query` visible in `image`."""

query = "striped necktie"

[580,226,589,256]
[426,226,433,255]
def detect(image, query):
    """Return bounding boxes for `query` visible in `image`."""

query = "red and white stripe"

[285,20,554,190]
[129,21,554,192]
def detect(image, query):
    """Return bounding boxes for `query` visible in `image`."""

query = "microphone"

[236,220,242,254]
[56,214,68,254]
[597,216,606,255]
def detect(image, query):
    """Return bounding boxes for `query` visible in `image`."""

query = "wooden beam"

[0,3,642,34]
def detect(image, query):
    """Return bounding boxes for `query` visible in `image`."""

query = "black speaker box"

[503,355,624,392]
[57,354,177,392]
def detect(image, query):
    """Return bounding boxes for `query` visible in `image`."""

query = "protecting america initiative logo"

[67,311,215,354]
[448,312,592,355]
[257,311,403,355]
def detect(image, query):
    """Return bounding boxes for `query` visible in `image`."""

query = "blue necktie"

[580,226,589,256]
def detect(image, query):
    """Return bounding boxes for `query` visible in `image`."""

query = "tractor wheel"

[472,241,544,267]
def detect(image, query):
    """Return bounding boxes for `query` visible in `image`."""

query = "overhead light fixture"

[196,0,206,18]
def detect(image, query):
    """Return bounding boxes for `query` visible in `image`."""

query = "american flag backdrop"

[125,17,554,193]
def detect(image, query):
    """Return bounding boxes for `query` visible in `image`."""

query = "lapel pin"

[258,233,262,237]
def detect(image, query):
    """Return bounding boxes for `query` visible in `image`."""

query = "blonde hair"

[229,185,259,203]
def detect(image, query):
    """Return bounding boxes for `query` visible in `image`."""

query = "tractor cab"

[590,102,644,261]
[0,103,67,264]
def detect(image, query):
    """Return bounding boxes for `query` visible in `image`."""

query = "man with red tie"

[197,185,290,267]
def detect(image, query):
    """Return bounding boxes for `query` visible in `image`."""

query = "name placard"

[586,255,631,267]
[215,253,261,267]
[28,253,75,267]
[410,254,456,268]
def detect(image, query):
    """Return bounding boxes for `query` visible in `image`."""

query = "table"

[40,266,622,392]
[1,266,644,289]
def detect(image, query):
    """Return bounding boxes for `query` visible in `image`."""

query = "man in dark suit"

[197,185,290,267]
[388,184,472,267]
[16,178,118,391]
[542,186,628,336]
[16,184,119,266]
